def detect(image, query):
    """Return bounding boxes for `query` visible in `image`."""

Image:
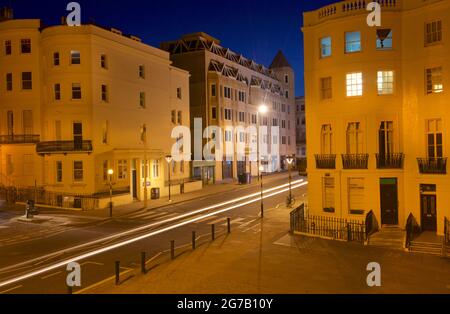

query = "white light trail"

[0,181,308,289]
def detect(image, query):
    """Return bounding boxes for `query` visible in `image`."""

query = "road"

[0,174,308,294]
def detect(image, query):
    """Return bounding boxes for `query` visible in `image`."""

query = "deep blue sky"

[2,0,337,96]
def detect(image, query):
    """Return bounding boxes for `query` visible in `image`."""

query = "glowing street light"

[165,155,173,202]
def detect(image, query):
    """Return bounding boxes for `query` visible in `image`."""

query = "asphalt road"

[0,174,308,294]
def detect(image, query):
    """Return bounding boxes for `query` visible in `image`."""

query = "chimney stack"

[0,7,14,21]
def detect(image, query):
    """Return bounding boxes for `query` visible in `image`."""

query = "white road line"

[194,216,218,224]
[126,211,167,219]
[220,217,245,226]
[0,285,22,294]
[207,217,227,225]
[41,271,62,280]
[0,181,308,289]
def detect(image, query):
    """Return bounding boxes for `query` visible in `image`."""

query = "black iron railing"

[297,158,307,175]
[405,213,421,249]
[290,205,366,243]
[365,210,379,239]
[315,154,336,169]
[342,154,369,169]
[0,134,40,144]
[376,153,404,169]
[445,217,450,245]
[36,141,93,154]
[417,158,447,174]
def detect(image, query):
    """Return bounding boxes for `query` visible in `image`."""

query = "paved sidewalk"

[87,202,450,294]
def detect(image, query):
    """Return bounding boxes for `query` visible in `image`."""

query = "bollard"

[115,261,120,285]
[192,231,196,250]
[67,285,73,295]
[211,224,215,241]
[227,218,231,234]
[170,240,175,260]
[141,252,146,274]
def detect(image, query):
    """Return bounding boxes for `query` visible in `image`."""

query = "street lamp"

[108,169,114,218]
[165,155,173,202]
[259,165,265,219]
[286,156,295,206]
[257,104,269,181]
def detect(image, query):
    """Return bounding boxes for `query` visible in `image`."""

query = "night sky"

[2,0,337,96]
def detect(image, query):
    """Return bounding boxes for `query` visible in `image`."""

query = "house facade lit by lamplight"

[303,0,450,237]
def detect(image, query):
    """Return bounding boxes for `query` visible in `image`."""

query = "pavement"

[86,202,450,294]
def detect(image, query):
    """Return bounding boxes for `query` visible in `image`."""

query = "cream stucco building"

[303,0,450,236]
[0,11,194,209]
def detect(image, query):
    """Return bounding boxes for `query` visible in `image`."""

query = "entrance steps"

[368,227,405,250]
[409,241,444,256]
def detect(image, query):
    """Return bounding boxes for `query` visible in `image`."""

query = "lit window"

[320,36,332,58]
[376,29,393,49]
[345,32,361,53]
[320,77,332,99]
[72,83,82,99]
[118,160,128,180]
[425,20,442,46]
[346,72,363,97]
[21,39,31,54]
[71,50,81,65]
[426,67,443,94]
[21,72,32,90]
[377,71,394,95]
[152,160,160,178]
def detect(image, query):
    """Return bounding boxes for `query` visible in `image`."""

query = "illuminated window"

[320,36,332,58]
[377,71,394,95]
[346,72,363,96]
[118,160,128,180]
[426,67,443,94]
[345,32,361,53]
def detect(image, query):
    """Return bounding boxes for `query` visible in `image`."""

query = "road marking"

[127,211,168,219]
[41,271,62,280]
[0,181,308,289]
[74,269,134,295]
[221,217,245,226]
[81,261,104,267]
[194,216,218,224]
[207,217,227,225]
[0,285,22,294]
[239,218,259,229]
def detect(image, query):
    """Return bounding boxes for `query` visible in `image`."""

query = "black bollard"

[192,231,196,250]
[115,261,120,285]
[211,224,215,241]
[170,240,175,260]
[227,218,231,234]
[141,252,146,274]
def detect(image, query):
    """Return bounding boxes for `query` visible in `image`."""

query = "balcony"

[342,154,369,170]
[297,157,307,175]
[417,158,447,175]
[37,141,93,155]
[376,153,404,169]
[0,134,40,144]
[315,154,336,169]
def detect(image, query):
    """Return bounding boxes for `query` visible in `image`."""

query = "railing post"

[141,252,146,274]
[115,261,120,285]
[347,223,352,242]
[192,231,196,250]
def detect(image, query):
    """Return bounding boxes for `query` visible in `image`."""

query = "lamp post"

[257,104,268,181]
[259,165,265,219]
[165,155,173,202]
[286,156,295,205]
[108,169,114,218]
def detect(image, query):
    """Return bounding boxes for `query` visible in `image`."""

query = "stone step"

[411,241,443,249]
[410,247,443,256]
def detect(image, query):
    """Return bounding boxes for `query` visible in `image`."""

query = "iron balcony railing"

[0,134,40,144]
[376,153,404,169]
[342,154,369,170]
[315,154,336,169]
[36,140,93,154]
[417,158,448,175]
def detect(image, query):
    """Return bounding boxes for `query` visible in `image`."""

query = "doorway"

[420,184,437,232]
[380,178,399,225]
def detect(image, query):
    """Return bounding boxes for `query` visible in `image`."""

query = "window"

[171,110,176,124]
[273,136,278,145]
[139,65,145,79]
[53,52,60,66]
[346,72,363,96]
[320,36,332,58]
[56,161,63,183]
[288,105,291,114]
[211,84,217,97]
[101,84,108,102]
[321,124,333,154]
[22,110,33,135]
[379,121,394,156]
[376,29,393,49]
[102,121,109,144]
[224,109,232,121]
[211,107,217,120]
[140,92,146,108]
[426,67,443,94]
[22,72,32,90]
[348,178,365,215]
[427,119,443,158]
[282,104,286,113]
[118,160,128,180]
[7,111,14,135]
[177,111,182,124]
[140,124,147,143]
[239,112,245,123]
[101,55,108,69]
[281,136,287,145]
[285,74,289,84]
[323,177,335,213]
[224,87,232,99]
[5,40,11,55]
[345,32,361,53]
[103,161,109,181]
[238,91,246,102]
[282,120,286,129]
[225,130,233,142]
[177,87,182,99]
[346,122,364,154]
[425,20,442,46]
[320,77,332,99]
[6,73,12,91]
[251,114,257,125]
[273,118,278,127]
[73,161,83,182]
[71,50,81,65]
[285,91,289,99]
[377,71,394,95]
[21,39,31,54]
[54,84,61,100]
[239,132,245,143]
[262,117,268,126]
[72,83,82,99]
[152,160,160,178]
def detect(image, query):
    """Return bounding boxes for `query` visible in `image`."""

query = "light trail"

[0,180,308,289]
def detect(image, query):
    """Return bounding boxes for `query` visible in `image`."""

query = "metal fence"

[290,204,366,243]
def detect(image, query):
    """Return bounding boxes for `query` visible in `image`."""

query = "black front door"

[73,122,83,150]
[421,194,437,231]
[380,178,399,225]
